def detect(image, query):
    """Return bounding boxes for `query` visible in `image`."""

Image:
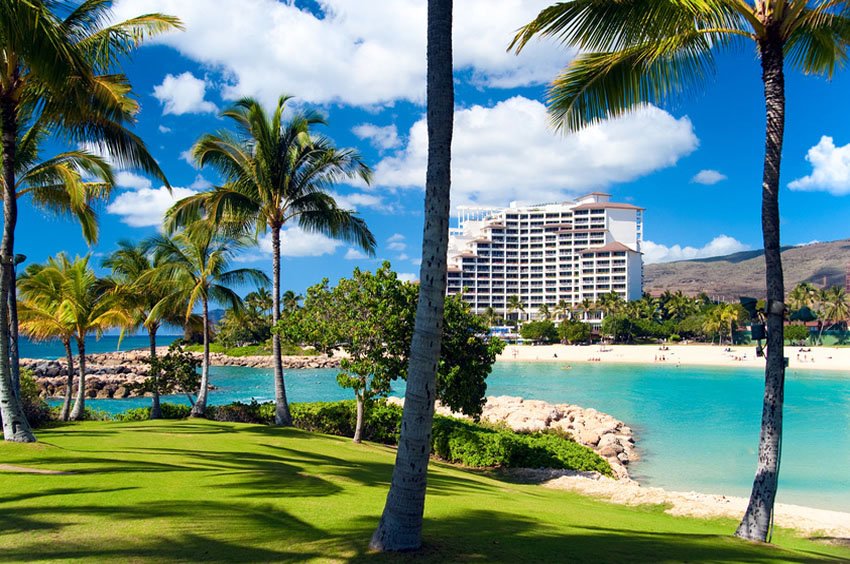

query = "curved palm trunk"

[9,264,20,397]
[69,336,87,421]
[191,299,210,417]
[370,0,453,551]
[736,31,786,544]
[149,326,161,419]
[271,226,292,426]
[0,92,35,442]
[60,338,75,421]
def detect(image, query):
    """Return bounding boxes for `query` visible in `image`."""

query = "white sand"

[507,470,850,539]
[497,343,850,373]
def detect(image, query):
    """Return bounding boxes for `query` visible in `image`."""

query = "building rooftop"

[579,242,640,254]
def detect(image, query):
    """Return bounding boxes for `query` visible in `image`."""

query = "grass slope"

[0,420,846,563]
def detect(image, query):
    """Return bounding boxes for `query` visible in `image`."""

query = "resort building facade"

[446,193,644,326]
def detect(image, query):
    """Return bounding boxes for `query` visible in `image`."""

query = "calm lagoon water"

[35,342,850,512]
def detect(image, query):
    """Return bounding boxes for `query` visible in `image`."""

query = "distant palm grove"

[2,0,850,559]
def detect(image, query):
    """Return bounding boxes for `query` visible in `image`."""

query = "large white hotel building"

[446,192,644,323]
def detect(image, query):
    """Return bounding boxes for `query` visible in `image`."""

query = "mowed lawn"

[0,420,846,563]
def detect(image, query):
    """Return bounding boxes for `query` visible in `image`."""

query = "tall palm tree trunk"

[191,300,210,416]
[149,326,161,419]
[60,338,75,421]
[736,29,787,544]
[0,92,35,442]
[9,262,21,397]
[69,336,87,421]
[271,226,292,426]
[370,0,453,551]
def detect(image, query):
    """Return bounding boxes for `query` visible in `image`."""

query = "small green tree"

[784,324,810,345]
[520,320,558,343]
[559,319,591,344]
[135,344,201,408]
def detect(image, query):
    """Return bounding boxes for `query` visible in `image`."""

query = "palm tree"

[506,294,525,322]
[246,288,274,316]
[788,282,819,310]
[817,286,850,343]
[598,291,625,317]
[0,0,179,442]
[537,303,551,321]
[370,0,453,552]
[166,97,375,426]
[511,1,850,542]
[148,222,269,417]
[281,290,303,312]
[17,263,76,420]
[555,298,572,322]
[103,241,186,419]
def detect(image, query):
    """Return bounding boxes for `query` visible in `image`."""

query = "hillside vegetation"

[0,420,847,562]
[644,239,850,299]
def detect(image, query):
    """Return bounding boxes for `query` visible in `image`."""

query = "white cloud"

[329,191,386,211]
[152,72,217,116]
[114,171,152,190]
[257,227,343,257]
[788,136,850,195]
[352,123,401,151]
[397,272,418,283]
[107,186,199,227]
[691,169,727,185]
[158,125,172,133]
[180,149,197,169]
[411,258,422,266]
[397,253,409,261]
[387,233,406,251]
[642,235,750,264]
[112,0,566,107]
[370,97,698,207]
[345,248,368,260]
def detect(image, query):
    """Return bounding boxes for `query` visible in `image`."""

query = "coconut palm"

[103,241,187,419]
[148,222,269,417]
[370,0,453,551]
[817,286,850,343]
[537,303,551,321]
[506,294,525,322]
[17,263,77,420]
[282,290,303,312]
[511,0,850,542]
[788,282,819,310]
[166,97,375,426]
[555,298,572,322]
[0,0,179,441]
[247,287,274,316]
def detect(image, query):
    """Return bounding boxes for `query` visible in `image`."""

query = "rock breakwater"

[22,349,340,400]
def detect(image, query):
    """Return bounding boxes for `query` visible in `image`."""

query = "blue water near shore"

[21,335,180,359]
[36,345,850,512]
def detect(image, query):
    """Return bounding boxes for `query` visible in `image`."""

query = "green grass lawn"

[183,343,318,357]
[0,420,846,563]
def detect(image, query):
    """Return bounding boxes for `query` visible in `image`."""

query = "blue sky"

[18,0,850,296]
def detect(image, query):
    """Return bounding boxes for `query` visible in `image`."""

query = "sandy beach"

[497,343,850,373]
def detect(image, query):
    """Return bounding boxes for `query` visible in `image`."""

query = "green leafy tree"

[784,324,810,344]
[135,343,201,407]
[816,286,850,343]
[788,282,819,310]
[559,319,591,344]
[512,0,850,542]
[520,320,558,343]
[371,0,453,550]
[148,222,268,417]
[167,96,375,427]
[554,299,572,322]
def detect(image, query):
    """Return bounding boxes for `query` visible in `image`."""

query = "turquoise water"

[20,335,180,360]
[42,358,850,512]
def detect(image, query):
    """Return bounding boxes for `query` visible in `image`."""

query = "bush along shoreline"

[56,399,612,477]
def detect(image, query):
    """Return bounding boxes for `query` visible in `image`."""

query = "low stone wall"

[22,349,340,400]
[388,395,637,480]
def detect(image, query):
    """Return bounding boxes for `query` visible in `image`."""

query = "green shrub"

[115,403,191,422]
[207,400,271,424]
[20,369,51,428]
[669,334,682,342]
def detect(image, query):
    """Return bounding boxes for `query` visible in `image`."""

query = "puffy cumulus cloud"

[642,235,750,264]
[397,272,419,283]
[114,171,152,190]
[256,227,343,258]
[328,190,386,211]
[352,123,401,151]
[372,97,698,207]
[107,186,199,227]
[387,233,406,251]
[158,125,172,133]
[344,248,368,260]
[788,136,850,195]
[152,72,217,115]
[691,169,727,185]
[112,0,565,107]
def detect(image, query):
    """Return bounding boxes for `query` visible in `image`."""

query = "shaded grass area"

[0,420,847,563]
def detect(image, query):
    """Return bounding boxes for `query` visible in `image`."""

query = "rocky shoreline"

[388,395,637,480]
[22,349,340,400]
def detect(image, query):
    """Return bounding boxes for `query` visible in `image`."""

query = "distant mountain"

[643,239,850,300]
